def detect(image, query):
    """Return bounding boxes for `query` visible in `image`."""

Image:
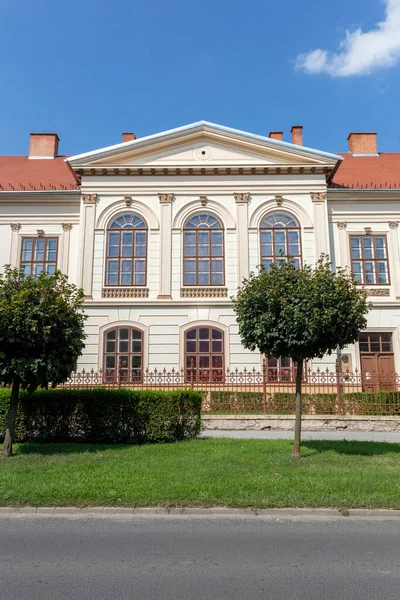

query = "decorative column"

[60,223,72,275]
[9,223,21,266]
[158,193,174,299]
[80,194,97,297]
[310,192,330,259]
[388,221,400,298]
[234,193,250,286]
[335,222,349,269]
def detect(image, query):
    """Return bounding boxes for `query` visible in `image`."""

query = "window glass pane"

[34,264,43,275]
[121,259,132,272]
[135,244,146,257]
[198,259,210,272]
[261,231,273,244]
[106,340,116,353]
[211,272,223,285]
[120,272,132,285]
[184,231,196,244]
[107,260,119,272]
[186,355,196,368]
[107,273,118,285]
[212,340,222,352]
[184,273,196,285]
[198,231,210,244]
[186,340,196,353]
[211,231,223,244]
[199,328,210,340]
[212,356,223,369]
[211,244,223,257]
[199,356,209,368]
[108,245,119,257]
[262,258,273,270]
[134,273,145,285]
[21,264,31,277]
[262,244,273,257]
[131,355,142,370]
[132,340,142,353]
[199,340,210,352]
[381,333,392,343]
[46,263,56,275]
[121,244,133,257]
[134,259,145,272]
[198,244,209,256]
[212,329,222,340]
[288,243,299,255]
[105,356,116,370]
[211,259,223,272]
[198,273,210,285]
[186,329,197,340]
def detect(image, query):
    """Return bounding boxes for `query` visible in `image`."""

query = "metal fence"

[61,360,400,416]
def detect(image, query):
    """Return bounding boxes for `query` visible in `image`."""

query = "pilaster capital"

[234,192,250,204]
[389,221,398,230]
[336,221,347,230]
[158,193,174,204]
[62,223,73,231]
[82,194,97,205]
[310,192,326,203]
[10,223,20,232]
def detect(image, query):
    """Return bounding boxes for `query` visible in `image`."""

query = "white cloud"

[295,0,400,76]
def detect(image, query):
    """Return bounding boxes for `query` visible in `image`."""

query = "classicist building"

[0,121,399,385]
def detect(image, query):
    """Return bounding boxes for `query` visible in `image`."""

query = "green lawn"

[1,438,400,508]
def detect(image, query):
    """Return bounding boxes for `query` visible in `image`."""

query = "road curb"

[1,507,400,518]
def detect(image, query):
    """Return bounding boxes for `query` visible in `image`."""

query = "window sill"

[181,287,228,298]
[102,287,149,298]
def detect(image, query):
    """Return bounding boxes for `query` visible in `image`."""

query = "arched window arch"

[105,213,147,286]
[103,325,143,382]
[260,211,302,269]
[185,326,224,382]
[183,212,224,286]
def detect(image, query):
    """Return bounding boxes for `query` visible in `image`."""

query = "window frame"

[182,212,225,287]
[103,325,144,383]
[350,234,390,286]
[184,326,224,382]
[104,212,148,287]
[359,332,393,354]
[259,210,302,269]
[20,236,59,276]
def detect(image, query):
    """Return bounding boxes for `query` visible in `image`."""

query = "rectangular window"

[20,237,58,276]
[350,235,389,285]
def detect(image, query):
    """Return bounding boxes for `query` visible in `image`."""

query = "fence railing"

[60,361,400,416]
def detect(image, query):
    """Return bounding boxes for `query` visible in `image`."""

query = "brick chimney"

[291,125,303,146]
[269,131,283,141]
[29,133,59,159]
[347,132,378,155]
[122,132,136,143]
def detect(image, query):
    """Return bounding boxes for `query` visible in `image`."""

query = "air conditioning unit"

[340,353,353,373]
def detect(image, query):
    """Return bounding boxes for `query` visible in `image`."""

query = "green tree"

[232,256,369,458]
[0,267,86,456]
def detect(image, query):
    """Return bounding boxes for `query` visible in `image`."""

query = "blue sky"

[1,0,400,156]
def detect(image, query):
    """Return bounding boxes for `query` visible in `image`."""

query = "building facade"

[1,122,400,385]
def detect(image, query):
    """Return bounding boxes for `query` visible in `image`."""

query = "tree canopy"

[232,256,370,457]
[0,267,86,456]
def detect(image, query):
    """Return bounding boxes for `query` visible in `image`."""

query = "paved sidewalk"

[201,429,400,443]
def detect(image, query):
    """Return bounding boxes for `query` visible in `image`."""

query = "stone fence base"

[202,415,400,433]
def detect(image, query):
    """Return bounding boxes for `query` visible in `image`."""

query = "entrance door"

[359,332,396,391]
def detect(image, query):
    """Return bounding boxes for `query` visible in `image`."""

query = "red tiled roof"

[330,153,400,189]
[0,156,80,191]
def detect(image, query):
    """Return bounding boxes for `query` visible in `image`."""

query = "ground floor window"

[267,357,297,382]
[185,326,224,381]
[103,326,143,382]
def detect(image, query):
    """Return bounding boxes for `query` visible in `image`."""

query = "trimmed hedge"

[0,387,203,444]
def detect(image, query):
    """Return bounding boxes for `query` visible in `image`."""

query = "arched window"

[103,326,143,382]
[185,326,224,382]
[260,211,301,269]
[105,213,147,286]
[183,212,224,286]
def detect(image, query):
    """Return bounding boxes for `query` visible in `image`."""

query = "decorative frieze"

[310,192,326,202]
[158,193,174,204]
[82,194,97,204]
[234,192,250,204]
[102,287,149,299]
[389,221,398,229]
[61,223,72,231]
[336,222,347,229]
[366,288,390,297]
[180,287,228,298]
[10,223,20,231]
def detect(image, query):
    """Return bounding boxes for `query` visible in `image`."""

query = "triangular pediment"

[67,121,341,170]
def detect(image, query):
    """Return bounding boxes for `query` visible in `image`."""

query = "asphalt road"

[1,516,400,599]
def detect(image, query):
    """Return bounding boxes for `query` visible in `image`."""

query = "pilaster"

[335,222,349,269]
[60,223,72,275]
[310,192,330,259]
[80,194,97,297]
[9,223,20,266]
[234,192,250,286]
[158,193,173,299]
[388,221,400,297]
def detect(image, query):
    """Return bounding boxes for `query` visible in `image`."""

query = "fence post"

[190,358,195,390]
[335,360,342,415]
[262,357,268,414]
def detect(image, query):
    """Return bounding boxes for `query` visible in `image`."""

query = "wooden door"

[360,355,380,392]
[378,354,396,391]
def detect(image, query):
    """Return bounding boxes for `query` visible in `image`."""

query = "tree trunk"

[291,359,303,459]
[1,379,20,457]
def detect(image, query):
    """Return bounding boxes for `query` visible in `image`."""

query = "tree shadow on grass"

[302,439,400,456]
[14,442,130,456]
